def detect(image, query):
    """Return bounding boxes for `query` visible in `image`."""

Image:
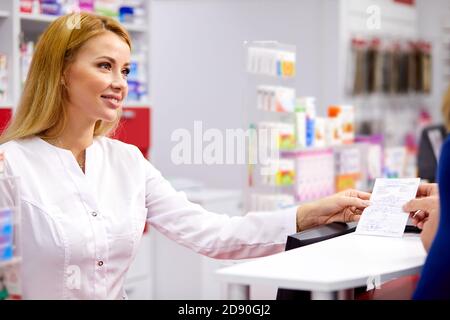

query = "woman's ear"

[61,68,69,87]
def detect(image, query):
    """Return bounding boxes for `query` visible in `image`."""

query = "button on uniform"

[97,260,104,267]
[91,211,98,217]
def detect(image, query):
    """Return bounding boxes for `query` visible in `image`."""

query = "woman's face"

[63,31,130,124]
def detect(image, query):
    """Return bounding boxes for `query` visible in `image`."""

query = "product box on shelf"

[282,148,335,203]
[334,144,363,192]
[355,135,384,191]
[0,208,13,262]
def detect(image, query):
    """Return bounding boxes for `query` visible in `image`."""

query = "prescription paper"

[356,178,420,237]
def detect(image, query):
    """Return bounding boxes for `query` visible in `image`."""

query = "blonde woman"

[0,13,370,299]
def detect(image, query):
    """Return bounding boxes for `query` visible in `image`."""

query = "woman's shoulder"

[0,137,38,155]
[96,136,144,158]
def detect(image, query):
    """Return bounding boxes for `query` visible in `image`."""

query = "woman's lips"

[101,96,122,109]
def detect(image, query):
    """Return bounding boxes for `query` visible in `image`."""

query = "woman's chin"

[100,110,120,123]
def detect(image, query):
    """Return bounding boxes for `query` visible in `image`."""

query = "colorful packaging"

[304,98,316,147]
[95,0,119,17]
[340,105,355,144]
[0,208,13,262]
[258,122,296,151]
[274,87,295,112]
[40,0,62,15]
[278,123,296,150]
[277,50,296,77]
[20,0,34,13]
[261,159,295,186]
[119,6,134,23]
[327,105,343,146]
[247,47,295,77]
[79,0,94,12]
[256,86,295,112]
[334,145,362,192]
[276,159,295,186]
[356,135,384,192]
[282,149,335,202]
[314,117,327,148]
[384,147,407,178]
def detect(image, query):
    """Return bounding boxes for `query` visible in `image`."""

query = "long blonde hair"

[443,85,450,132]
[0,12,131,144]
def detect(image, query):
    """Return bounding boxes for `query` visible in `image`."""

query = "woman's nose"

[111,73,128,90]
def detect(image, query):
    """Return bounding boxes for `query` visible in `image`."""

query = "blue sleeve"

[413,136,450,300]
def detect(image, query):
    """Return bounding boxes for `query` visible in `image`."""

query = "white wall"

[150,0,325,189]
[417,0,450,122]
[149,0,449,188]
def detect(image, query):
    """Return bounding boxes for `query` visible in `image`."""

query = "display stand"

[0,175,22,300]
[243,41,298,213]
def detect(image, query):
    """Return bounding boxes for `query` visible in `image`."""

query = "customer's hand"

[403,183,440,252]
[296,189,371,232]
[416,183,438,197]
[403,183,439,229]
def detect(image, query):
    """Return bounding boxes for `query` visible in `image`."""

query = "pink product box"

[20,0,33,13]
[79,0,94,12]
[283,149,335,202]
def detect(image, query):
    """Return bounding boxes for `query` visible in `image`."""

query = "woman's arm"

[142,158,370,260]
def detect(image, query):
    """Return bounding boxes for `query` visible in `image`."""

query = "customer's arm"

[413,139,450,300]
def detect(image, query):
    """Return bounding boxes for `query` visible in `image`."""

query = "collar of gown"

[35,136,99,176]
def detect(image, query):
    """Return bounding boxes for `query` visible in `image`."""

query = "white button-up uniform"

[0,137,296,299]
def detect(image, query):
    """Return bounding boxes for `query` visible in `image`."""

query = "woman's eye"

[122,68,130,77]
[98,62,112,70]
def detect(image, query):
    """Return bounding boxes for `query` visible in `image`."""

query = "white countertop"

[216,233,427,292]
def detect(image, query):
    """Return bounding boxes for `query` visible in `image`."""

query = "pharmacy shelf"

[19,13,147,33]
[0,10,10,18]
[280,146,334,155]
[0,0,152,108]
[0,257,21,269]
[121,22,147,33]
[0,102,13,108]
[19,12,56,23]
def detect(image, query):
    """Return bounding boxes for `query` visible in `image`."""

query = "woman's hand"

[403,183,439,229]
[296,189,371,232]
[403,184,440,251]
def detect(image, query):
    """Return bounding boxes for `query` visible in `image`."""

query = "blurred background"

[0,0,449,300]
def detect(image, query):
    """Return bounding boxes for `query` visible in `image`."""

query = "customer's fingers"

[410,210,427,221]
[338,196,371,209]
[416,183,439,197]
[417,220,426,230]
[403,198,428,213]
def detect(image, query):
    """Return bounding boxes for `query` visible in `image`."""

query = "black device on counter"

[418,124,447,183]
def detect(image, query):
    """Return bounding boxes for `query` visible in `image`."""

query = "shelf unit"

[0,0,152,111]
[0,10,10,18]
[243,42,300,212]
[0,0,153,300]
[0,175,22,300]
